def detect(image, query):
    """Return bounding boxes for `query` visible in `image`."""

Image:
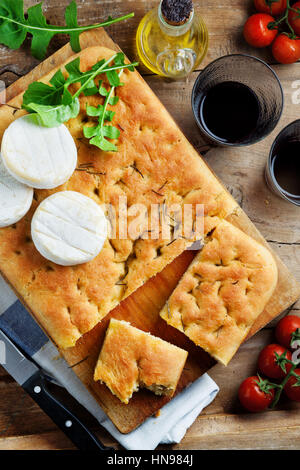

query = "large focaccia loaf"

[0,46,239,349]
[160,220,278,365]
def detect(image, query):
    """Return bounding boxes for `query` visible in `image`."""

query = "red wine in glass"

[198,81,260,144]
[191,55,283,147]
[271,140,300,198]
[266,120,300,206]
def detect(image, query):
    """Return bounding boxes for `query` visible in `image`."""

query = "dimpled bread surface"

[160,220,278,365]
[94,319,188,404]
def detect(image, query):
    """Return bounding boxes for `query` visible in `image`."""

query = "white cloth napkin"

[35,342,219,450]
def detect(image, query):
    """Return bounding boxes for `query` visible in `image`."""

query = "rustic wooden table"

[0,0,299,450]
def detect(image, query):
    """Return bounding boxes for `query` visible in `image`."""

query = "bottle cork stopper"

[161,0,193,26]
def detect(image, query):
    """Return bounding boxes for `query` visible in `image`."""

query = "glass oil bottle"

[136,0,208,79]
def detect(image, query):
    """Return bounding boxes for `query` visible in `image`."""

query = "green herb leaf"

[83,126,98,139]
[99,83,119,105]
[26,99,80,127]
[83,66,123,153]
[23,54,135,111]
[86,105,103,117]
[22,53,137,152]
[106,70,121,87]
[23,82,63,109]
[65,0,81,53]
[0,0,134,59]
[102,125,120,139]
[0,0,27,51]
[84,104,120,152]
[65,57,100,96]
[26,3,57,60]
[90,135,118,152]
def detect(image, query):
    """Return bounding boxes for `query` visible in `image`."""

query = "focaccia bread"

[160,220,278,365]
[0,46,238,349]
[94,319,188,403]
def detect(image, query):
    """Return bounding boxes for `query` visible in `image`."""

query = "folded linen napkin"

[0,275,219,450]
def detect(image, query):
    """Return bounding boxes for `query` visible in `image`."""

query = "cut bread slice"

[160,220,278,366]
[94,319,188,404]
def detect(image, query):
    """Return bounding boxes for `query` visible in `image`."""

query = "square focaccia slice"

[160,220,278,366]
[94,319,188,404]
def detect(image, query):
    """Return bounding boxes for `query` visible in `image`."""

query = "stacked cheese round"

[0,155,33,227]
[1,114,77,189]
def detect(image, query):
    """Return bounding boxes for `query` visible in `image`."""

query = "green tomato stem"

[270,362,298,409]
[269,0,298,38]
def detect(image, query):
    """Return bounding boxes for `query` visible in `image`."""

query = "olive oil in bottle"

[136,0,208,79]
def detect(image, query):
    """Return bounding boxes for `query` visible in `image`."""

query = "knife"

[0,328,114,451]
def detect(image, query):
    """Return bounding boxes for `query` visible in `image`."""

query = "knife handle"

[23,371,114,451]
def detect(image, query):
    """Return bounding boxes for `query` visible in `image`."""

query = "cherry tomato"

[258,344,292,379]
[288,1,300,36]
[254,0,287,16]
[276,315,300,349]
[239,376,275,412]
[284,369,300,402]
[272,33,300,63]
[244,14,277,48]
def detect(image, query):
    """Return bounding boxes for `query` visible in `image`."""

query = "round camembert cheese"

[0,154,33,228]
[1,114,77,189]
[31,191,108,266]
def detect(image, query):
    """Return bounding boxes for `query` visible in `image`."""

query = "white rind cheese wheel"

[1,114,77,189]
[0,154,33,228]
[31,191,108,266]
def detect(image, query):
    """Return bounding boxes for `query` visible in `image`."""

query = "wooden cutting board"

[3,27,300,434]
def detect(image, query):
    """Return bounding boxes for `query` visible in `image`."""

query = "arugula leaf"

[106,69,122,87]
[65,57,102,96]
[64,0,81,54]
[0,0,27,51]
[26,3,57,60]
[22,52,138,138]
[83,72,122,152]
[0,0,134,60]
[26,99,80,127]
[99,82,119,105]
[90,135,118,152]
[23,55,135,109]
[23,82,62,108]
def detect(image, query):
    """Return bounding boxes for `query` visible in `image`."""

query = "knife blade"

[0,326,39,384]
[0,295,49,358]
[0,328,114,451]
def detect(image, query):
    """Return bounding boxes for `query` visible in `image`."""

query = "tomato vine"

[268,0,300,38]
[255,350,300,409]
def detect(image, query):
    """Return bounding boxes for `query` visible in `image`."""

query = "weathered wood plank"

[173,422,300,450]
[0,431,77,450]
